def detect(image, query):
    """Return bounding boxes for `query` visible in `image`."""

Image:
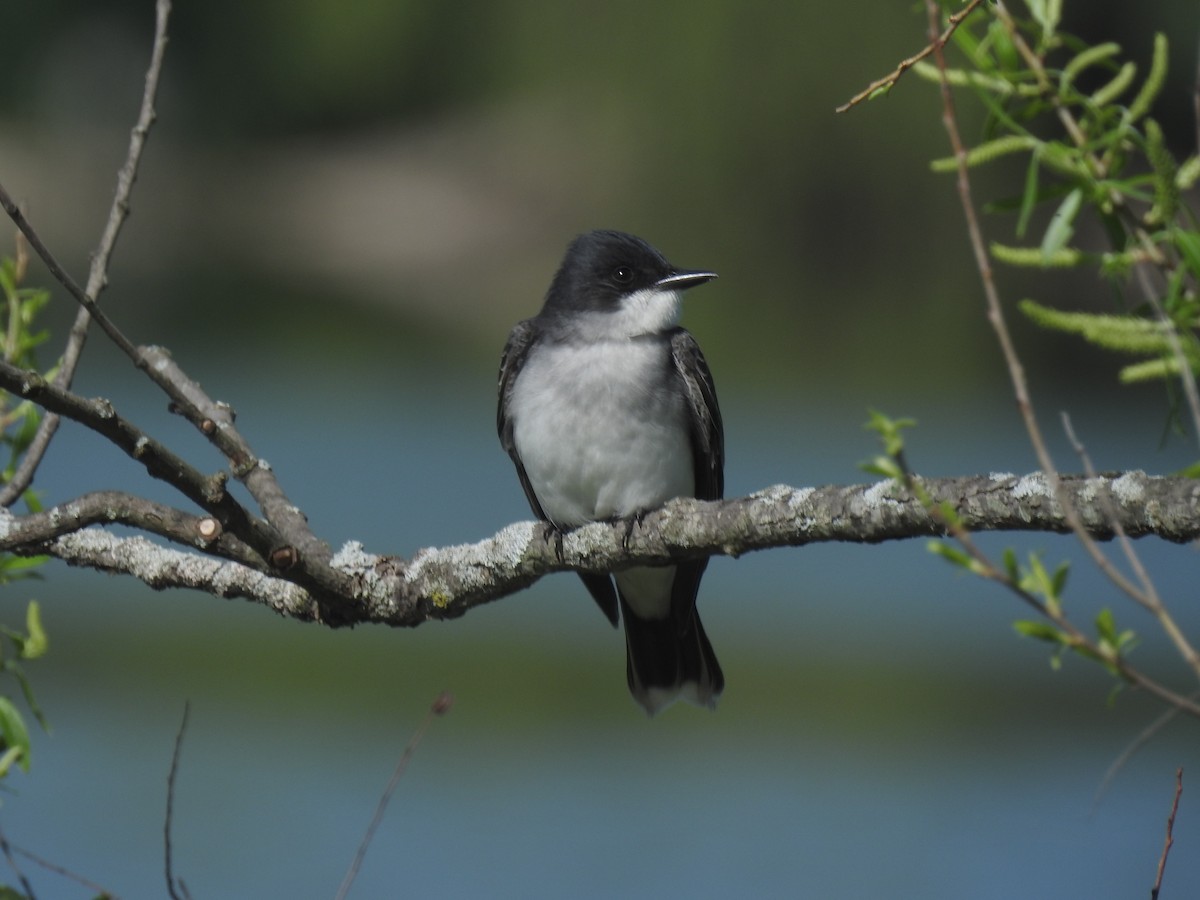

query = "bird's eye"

[612,266,634,284]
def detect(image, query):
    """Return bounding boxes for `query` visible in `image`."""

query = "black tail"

[620,596,724,716]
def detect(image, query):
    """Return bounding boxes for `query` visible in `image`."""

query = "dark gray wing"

[670,328,724,502]
[497,319,549,521]
[667,328,725,628]
[498,319,620,627]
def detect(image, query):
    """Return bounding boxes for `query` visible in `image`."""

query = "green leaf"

[1015,151,1042,239]
[911,61,1019,95]
[1020,299,1197,361]
[1177,156,1200,190]
[928,541,970,569]
[991,243,1083,268]
[1175,229,1200,282]
[22,601,47,660]
[1174,460,1200,479]
[929,135,1038,172]
[987,18,1020,72]
[1002,547,1019,582]
[1018,552,1065,616]
[1091,61,1136,107]
[1060,42,1121,90]
[1013,620,1068,643]
[863,410,916,458]
[1144,119,1179,224]
[0,554,48,586]
[0,745,23,780]
[1050,560,1069,598]
[867,83,893,103]
[1039,187,1082,262]
[1120,358,1183,384]
[927,541,989,577]
[1027,0,1061,44]
[6,663,48,734]
[1126,33,1168,124]
[0,259,14,297]
[860,456,903,479]
[0,696,31,773]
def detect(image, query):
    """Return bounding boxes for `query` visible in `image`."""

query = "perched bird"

[497,229,724,715]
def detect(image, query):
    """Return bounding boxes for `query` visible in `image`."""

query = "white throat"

[571,287,682,341]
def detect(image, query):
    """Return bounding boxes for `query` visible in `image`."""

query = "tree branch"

[1151,767,1183,899]
[9,472,1197,627]
[0,490,264,570]
[0,0,172,508]
[0,360,279,556]
[0,355,356,608]
[836,0,986,113]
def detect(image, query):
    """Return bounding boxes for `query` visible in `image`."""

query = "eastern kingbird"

[497,229,724,715]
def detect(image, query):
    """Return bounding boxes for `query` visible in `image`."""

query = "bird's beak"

[656,269,717,291]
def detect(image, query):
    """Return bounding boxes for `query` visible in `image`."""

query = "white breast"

[511,338,694,527]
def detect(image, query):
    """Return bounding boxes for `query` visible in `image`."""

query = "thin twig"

[0,359,282,564]
[1060,414,1200,680]
[11,843,117,898]
[0,489,267,571]
[1133,261,1200,446]
[0,351,359,610]
[836,0,986,113]
[925,2,1059,489]
[0,204,353,604]
[0,825,37,899]
[1092,698,1192,813]
[335,692,454,900]
[165,701,192,900]
[1151,767,1183,900]
[0,0,172,508]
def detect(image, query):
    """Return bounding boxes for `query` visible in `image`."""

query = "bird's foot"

[542,521,567,562]
[621,509,648,551]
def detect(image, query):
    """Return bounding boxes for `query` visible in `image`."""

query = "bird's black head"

[539,230,715,337]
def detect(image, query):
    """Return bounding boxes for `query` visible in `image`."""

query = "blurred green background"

[1,1,1199,896]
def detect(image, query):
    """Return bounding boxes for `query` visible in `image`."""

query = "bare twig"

[335,692,453,900]
[0,27,317,550]
[1061,414,1200,680]
[0,489,266,570]
[924,1,1058,488]
[0,193,353,604]
[165,701,192,900]
[0,359,281,562]
[139,346,343,594]
[1093,698,1193,812]
[11,843,117,898]
[0,825,37,899]
[1151,768,1183,900]
[0,0,173,507]
[1133,261,1200,444]
[836,0,986,113]
[0,355,359,608]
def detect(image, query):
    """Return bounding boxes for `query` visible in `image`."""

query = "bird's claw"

[621,509,647,551]
[542,522,566,562]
